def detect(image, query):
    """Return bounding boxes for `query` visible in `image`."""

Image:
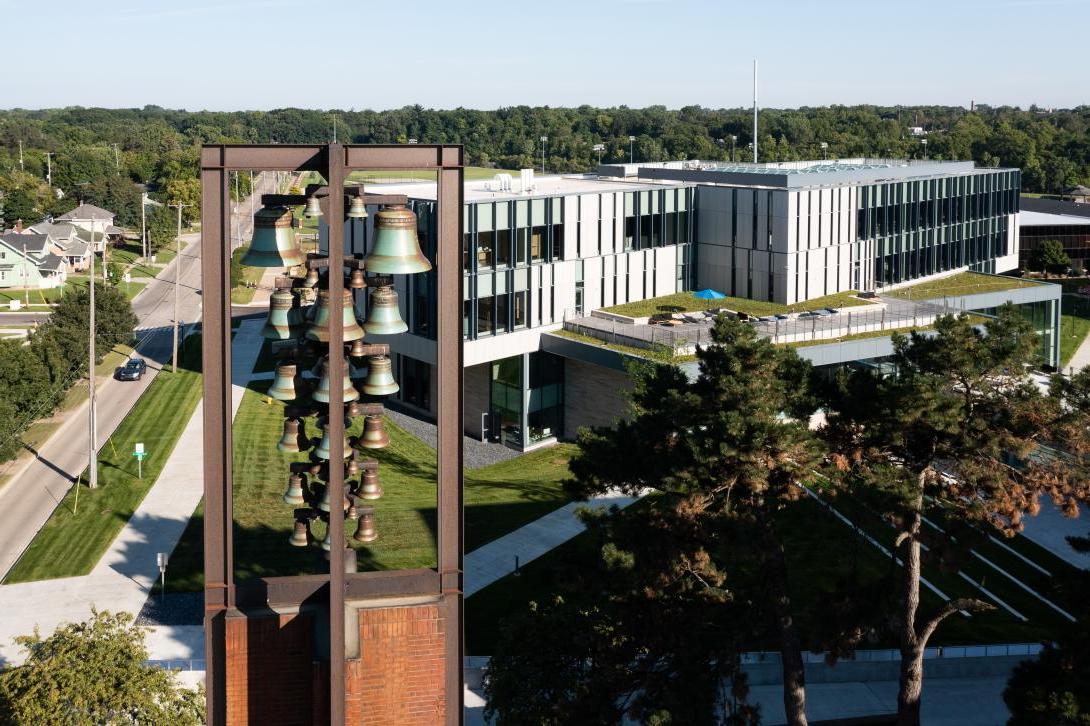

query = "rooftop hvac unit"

[520,168,535,193]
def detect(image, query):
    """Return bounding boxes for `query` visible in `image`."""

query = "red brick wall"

[347,603,447,725]
[225,611,314,725]
[223,602,447,725]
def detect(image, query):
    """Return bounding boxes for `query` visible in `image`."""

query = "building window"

[530,226,545,263]
[496,293,510,333]
[400,355,431,411]
[478,231,494,269]
[490,356,523,448]
[513,290,527,329]
[496,229,511,268]
[478,296,495,335]
[527,352,564,444]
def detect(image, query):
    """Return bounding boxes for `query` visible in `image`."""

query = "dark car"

[115,358,147,381]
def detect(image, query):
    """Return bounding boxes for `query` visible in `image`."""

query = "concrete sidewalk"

[0,320,264,666]
[463,489,644,597]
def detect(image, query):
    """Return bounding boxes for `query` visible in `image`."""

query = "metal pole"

[88,219,97,490]
[234,173,240,251]
[169,202,186,373]
[753,58,758,163]
[22,244,28,307]
[140,193,147,261]
[18,140,23,171]
[46,152,53,187]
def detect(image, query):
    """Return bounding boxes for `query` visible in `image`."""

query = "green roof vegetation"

[548,328,690,365]
[603,289,870,319]
[886,272,1042,301]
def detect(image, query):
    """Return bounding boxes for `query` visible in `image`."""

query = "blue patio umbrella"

[692,289,726,300]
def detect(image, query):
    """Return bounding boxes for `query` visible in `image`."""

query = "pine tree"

[820,306,1090,726]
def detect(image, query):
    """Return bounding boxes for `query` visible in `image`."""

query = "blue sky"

[1,0,1085,110]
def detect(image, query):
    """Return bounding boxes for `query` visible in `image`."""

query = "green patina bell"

[364,204,432,275]
[318,481,350,514]
[289,517,312,547]
[347,196,368,220]
[261,290,304,340]
[364,285,408,335]
[314,423,351,461]
[320,521,333,551]
[283,473,306,506]
[361,355,398,396]
[306,289,365,342]
[277,418,302,453]
[357,414,390,449]
[269,363,299,401]
[352,506,377,543]
[303,195,323,218]
[241,205,305,268]
[312,358,360,404]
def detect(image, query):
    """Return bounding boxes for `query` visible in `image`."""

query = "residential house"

[0,233,67,289]
[25,222,92,272]
[56,203,122,251]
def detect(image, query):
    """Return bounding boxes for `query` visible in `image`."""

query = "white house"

[56,203,122,252]
[0,233,67,289]
[26,222,92,272]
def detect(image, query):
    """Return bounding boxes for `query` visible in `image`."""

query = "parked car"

[798,311,820,318]
[774,313,790,321]
[824,307,839,315]
[115,358,147,381]
[758,315,777,323]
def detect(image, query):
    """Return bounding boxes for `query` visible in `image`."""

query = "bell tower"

[200,144,464,724]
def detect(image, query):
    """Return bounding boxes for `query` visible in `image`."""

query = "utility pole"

[249,170,255,235]
[168,202,187,373]
[88,218,98,489]
[45,152,54,187]
[333,114,338,144]
[140,192,148,261]
[22,243,28,307]
[18,140,24,171]
[112,144,120,175]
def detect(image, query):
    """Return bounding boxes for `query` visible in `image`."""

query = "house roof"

[105,224,124,235]
[1065,185,1090,197]
[27,222,77,240]
[59,239,90,258]
[57,203,114,221]
[38,254,66,273]
[1021,197,1090,219]
[0,233,50,256]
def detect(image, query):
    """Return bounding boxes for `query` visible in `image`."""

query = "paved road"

[0,312,51,326]
[0,172,278,580]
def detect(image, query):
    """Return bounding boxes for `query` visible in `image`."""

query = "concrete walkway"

[0,319,264,666]
[463,489,644,597]
[1066,327,1090,372]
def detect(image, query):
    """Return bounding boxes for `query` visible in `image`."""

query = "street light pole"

[629,135,635,164]
[540,136,547,174]
[821,141,829,161]
[45,152,54,187]
[168,202,187,373]
[88,218,98,489]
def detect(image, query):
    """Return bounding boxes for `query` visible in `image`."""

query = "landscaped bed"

[603,289,869,320]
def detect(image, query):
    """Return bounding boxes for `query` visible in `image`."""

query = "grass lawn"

[231,245,265,305]
[886,272,1042,301]
[3,336,203,584]
[604,290,869,319]
[164,383,578,591]
[465,490,1064,655]
[1060,293,1090,367]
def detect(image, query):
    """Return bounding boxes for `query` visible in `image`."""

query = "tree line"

[0,283,136,462]
[1,104,1089,240]
[485,310,1090,725]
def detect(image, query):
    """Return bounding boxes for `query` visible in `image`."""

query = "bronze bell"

[289,517,312,547]
[320,520,333,551]
[359,466,383,500]
[352,505,377,543]
[314,423,352,461]
[347,195,368,220]
[364,285,408,336]
[261,289,301,340]
[241,205,305,268]
[283,473,306,506]
[357,414,390,449]
[303,195,323,218]
[348,338,367,358]
[306,289,365,342]
[269,362,299,401]
[303,266,320,288]
[346,455,360,478]
[311,358,360,404]
[346,400,362,419]
[364,204,432,274]
[348,268,366,289]
[346,498,359,520]
[361,354,399,396]
[277,418,302,453]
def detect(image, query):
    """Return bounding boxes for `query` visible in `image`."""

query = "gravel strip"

[136,590,203,626]
[382,403,521,469]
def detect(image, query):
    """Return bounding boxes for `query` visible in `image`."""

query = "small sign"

[134,442,145,457]
[123,273,131,283]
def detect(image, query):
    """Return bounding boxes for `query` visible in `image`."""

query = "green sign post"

[133,442,148,479]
